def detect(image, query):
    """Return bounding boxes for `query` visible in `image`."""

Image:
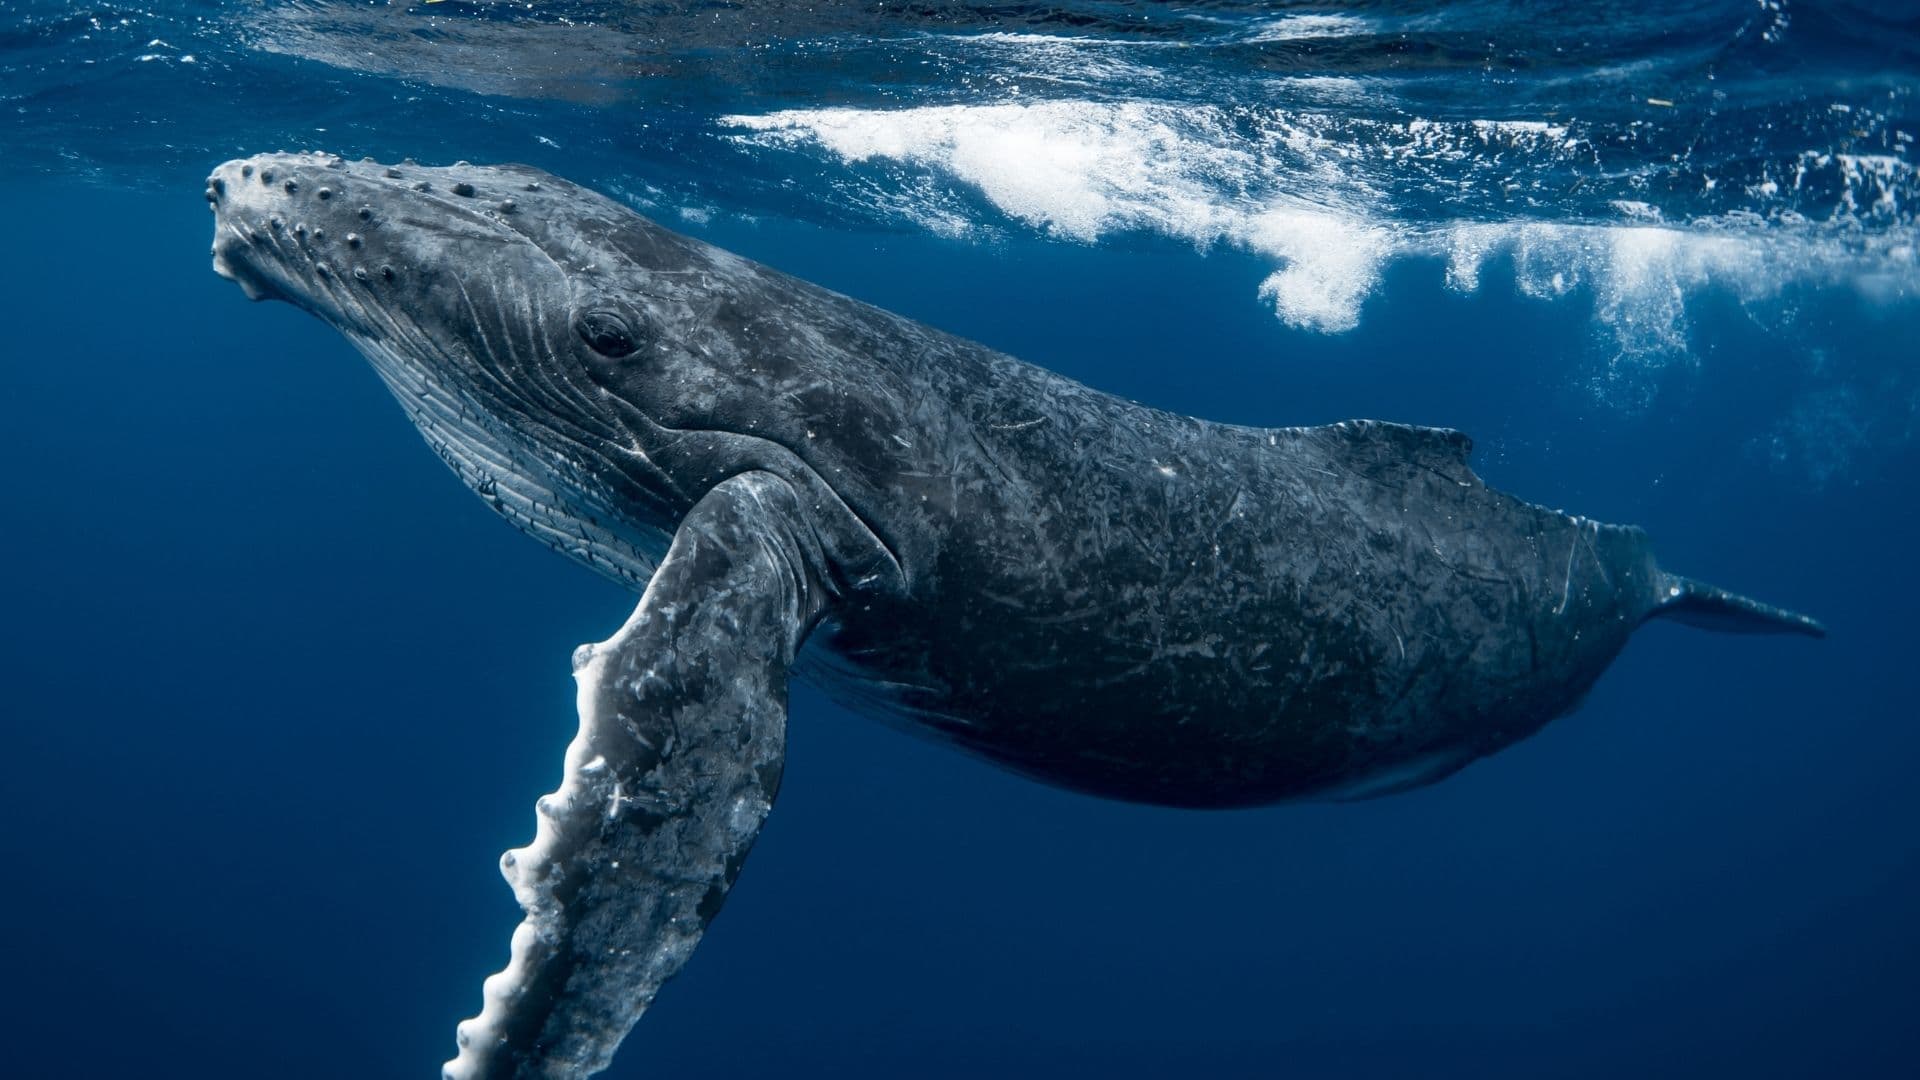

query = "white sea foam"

[1247,207,1392,333]
[727,101,1396,331]
[724,100,1919,357]
[1442,216,1906,383]
[1244,14,1372,44]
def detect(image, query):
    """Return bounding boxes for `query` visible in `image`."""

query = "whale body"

[207,153,1822,1079]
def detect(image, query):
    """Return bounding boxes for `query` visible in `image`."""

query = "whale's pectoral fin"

[445,471,826,1080]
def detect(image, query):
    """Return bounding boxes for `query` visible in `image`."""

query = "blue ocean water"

[2,2,1917,1077]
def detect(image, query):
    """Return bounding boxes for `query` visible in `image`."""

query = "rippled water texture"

[8,3,1915,355]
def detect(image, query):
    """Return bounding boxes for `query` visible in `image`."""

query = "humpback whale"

[205,152,1823,1079]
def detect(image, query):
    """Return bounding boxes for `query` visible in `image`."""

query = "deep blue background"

[1,172,1915,1079]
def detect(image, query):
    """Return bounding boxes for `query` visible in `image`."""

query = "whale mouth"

[205,172,282,302]
[209,229,282,303]
[205,153,368,320]
[208,152,430,328]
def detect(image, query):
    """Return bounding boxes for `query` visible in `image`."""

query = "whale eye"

[576,309,642,358]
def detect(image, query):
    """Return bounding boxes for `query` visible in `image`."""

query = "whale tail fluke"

[1646,572,1827,638]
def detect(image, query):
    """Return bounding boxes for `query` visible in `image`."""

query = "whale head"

[207,152,701,586]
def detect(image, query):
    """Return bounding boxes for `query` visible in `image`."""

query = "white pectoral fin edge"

[443,472,815,1080]
[443,608,648,1080]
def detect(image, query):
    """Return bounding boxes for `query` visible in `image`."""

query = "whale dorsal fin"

[1318,419,1478,485]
